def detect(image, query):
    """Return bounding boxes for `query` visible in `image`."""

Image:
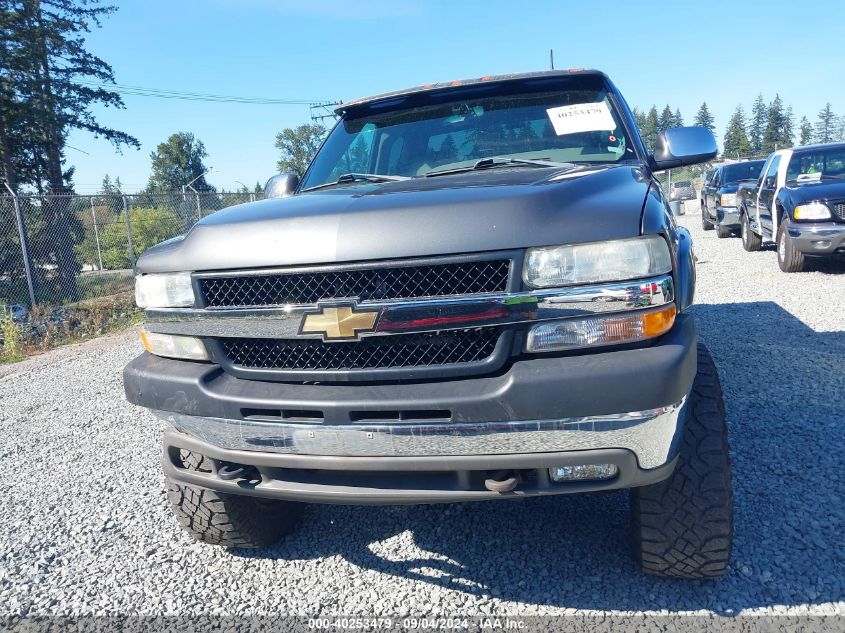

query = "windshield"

[300,77,636,189]
[721,161,764,183]
[787,147,845,181]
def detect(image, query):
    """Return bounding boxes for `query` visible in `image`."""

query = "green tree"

[749,94,767,154]
[658,105,673,134]
[640,106,659,151]
[98,206,182,269]
[814,103,836,143]
[799,116,813,145]
[693,102,716,132]
[722,105,751,158]
[147,132,213,192]
[671,108,684,128]
[762,94,786,152]
[0,0,138,301]
[274,123,326,175]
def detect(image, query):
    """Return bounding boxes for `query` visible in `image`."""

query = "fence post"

[4,185,37,308]
[89,196,104,271]
[249,192,255,203]
[122,195,136,272]
[195,192,202,220]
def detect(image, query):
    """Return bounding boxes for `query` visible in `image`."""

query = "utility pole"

[550,49,554,70]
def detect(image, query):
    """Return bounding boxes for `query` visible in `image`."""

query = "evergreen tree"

[640,106,659,151]
[0,0,138,301]
[814,103,836,143]
[658,105,672,134]
[693,102,716,132]
[782,105,794,148]
[671,108,684,128]
[631,107,646,134]
[762,94,786,152]
[799,116,813,145]
[749,94,767,154]
[722,105,751,158]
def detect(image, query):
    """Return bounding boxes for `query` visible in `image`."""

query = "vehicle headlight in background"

[525,304,677,353]
[793,202,831,221]
[134,272,194,308]
[139,329,209,361]
[523,236,672,289]
[720,193,737,207]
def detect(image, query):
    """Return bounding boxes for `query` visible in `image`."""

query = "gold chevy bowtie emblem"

[300,305,379,341]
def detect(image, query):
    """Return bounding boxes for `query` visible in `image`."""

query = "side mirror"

[650,127,717,171]
[264,172,299,199]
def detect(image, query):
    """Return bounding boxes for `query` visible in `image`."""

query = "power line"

[76,80,326,105]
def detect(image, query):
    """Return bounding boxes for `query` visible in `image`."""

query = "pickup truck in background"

[737,143,845,271]
[123,69,732,578]
[701,159,765,238]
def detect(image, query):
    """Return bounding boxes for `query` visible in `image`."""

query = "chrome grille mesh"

[832,202,845,221]
[199,259,511,307]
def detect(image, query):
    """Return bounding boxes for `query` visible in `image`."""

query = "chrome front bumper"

[155,396,687,470]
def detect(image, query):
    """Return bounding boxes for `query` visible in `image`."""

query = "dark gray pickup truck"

[124,70,732,578]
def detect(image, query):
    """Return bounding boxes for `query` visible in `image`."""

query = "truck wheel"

[715,225,732,239]
[629,343,733,578]
[166,450,304,548]
[741,212,762,252]
[701,206,714,231]
[777,220,805,272]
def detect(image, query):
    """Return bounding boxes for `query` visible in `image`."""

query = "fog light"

[549,464,618,482]
[526,304,676,352]
[140,329,209,361]
[811,240,831,249]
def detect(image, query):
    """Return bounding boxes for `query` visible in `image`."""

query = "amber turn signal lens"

[642,304,676,337]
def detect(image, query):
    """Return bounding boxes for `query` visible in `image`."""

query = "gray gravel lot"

[1,206,843,625]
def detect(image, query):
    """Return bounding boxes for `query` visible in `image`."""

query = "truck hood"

[137,165,650,273]
[784,178,845,203]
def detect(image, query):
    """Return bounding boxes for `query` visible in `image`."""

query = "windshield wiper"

[301,172,411,192]
[425,157,574,178]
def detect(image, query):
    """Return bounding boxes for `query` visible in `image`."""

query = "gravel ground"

[1,206,843,628]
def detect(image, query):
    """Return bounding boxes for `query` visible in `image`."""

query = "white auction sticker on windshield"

[546,101,616,136]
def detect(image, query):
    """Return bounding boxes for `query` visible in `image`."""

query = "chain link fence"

[0,191,262,309]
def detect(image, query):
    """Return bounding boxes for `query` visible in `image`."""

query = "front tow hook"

[484,470,520,493]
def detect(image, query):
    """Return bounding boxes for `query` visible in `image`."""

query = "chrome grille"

[832,202,845,221]
[199,259,511,307]
[220,328,501,370]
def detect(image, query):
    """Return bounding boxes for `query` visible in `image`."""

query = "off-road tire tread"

[630,343,733,578]
[166,450,303,548]
[716,225,732,239]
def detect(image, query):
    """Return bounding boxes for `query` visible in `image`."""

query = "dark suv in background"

[701,160,765,238]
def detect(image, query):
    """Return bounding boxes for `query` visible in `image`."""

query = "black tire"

[715,225,732,239]
[777,219,805,272]
[166,450,304,548]
[629,343,733,578]
[701,205,714,231]
[741,211,762,252]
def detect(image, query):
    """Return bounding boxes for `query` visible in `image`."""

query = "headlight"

[720,193,737,207]
[793,202,831,221]
[523,236,672,289]
[139,330,209,361]
[134,272,194,308]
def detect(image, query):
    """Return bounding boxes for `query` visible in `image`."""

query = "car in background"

[737,142,845,272]
[701,160,765,238]
[668,179,696,202]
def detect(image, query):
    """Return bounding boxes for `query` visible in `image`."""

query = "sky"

[65,0,845,193]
